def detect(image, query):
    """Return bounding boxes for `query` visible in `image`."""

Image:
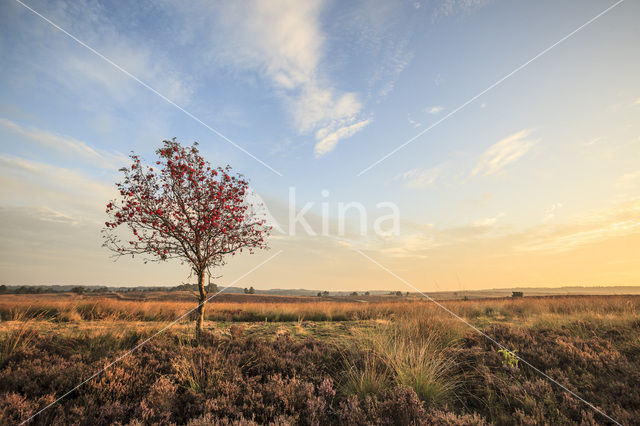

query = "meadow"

[0,293,639,425]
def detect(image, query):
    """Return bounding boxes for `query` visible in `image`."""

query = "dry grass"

[1,294,637,328]
[0,311,40,364]
[341,310,465,406]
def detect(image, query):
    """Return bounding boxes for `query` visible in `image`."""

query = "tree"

[350,291,358,296]
[103,139,270,340]
[248,286,255,294]
[364,291,370,296]
[71,286,84,294]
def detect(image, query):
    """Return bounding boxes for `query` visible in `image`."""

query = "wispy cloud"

[0,154,116,221]
[517,199,640,253]
[426,106,444,114]
[472,212,505,227]
[314,118,372,157]
[379,233,435,258]
[8,1,192,106]
[543,203,563,222]
[0,118,127,169]
[367,200,640,260]
[396,166,441,188]
[583,137,602,146]
[181,0,368,156]
[617,170,640,189]
[472,129,539,176]
[519,220,640,253]
[433,0,494,18]
[407,113,422,128]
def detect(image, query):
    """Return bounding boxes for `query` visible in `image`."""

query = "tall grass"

[374,313,461,406]
[1,294,638,325]
[341,310,465,406]
[340,351,391,399]
[172,350,223,393]
[0,311,40,364]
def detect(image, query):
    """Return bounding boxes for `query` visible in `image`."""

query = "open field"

[1,293,639,424]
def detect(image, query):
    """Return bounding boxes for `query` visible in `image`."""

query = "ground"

[0,293,639,425]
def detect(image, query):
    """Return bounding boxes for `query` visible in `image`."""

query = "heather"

[1,295,639,425]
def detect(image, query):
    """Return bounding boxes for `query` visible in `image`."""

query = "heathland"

[1,292,638,425]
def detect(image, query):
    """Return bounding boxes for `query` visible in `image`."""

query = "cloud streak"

[0,154,116,221]
[472,129,539,176]
[0,118,128,169]
[314,118,372,157]
[397,166,441,189]
[426,106,444,114]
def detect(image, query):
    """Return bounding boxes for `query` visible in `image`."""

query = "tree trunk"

[195,269,206,342]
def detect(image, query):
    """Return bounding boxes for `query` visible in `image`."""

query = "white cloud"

[292,88,362,134]
[472,129,539,176]
[407,113,422,128]
[519,220,640,253]
[426,106,444,114]
[472,212,504,227]
[543,203,563,222]
[583,137,602,147]
[0,118,128,169]
[434,0,494,18]
[314,119,372,157]
[189,0,367,155]
[397,166,441,189]
[517,199,640,253]
[379,233,435,258]
[331,0,415,101]
[617,171,640,189]
[8,1,192,106]
[0,154,116,222]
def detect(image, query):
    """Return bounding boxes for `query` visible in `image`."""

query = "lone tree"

[103,139,270,339]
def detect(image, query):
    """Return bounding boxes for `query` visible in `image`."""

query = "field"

[1,293,639,425]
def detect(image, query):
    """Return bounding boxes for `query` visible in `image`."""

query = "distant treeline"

[0,284,402,297]
[0,283,210,294]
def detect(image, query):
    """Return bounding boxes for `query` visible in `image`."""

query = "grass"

[340,351,391,399]
[348,312,463,407]
[0,311,40,364]
[2,293,638,325]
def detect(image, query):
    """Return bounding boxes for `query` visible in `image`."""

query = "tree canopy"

[103,139,270,338]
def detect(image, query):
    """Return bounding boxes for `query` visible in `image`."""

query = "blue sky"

[1,0,639,290]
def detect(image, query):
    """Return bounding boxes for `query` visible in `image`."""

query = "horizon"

[4,283,640,294]
[1,0,639,291]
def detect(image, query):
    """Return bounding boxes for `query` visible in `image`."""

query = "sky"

[0,0,639,291]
